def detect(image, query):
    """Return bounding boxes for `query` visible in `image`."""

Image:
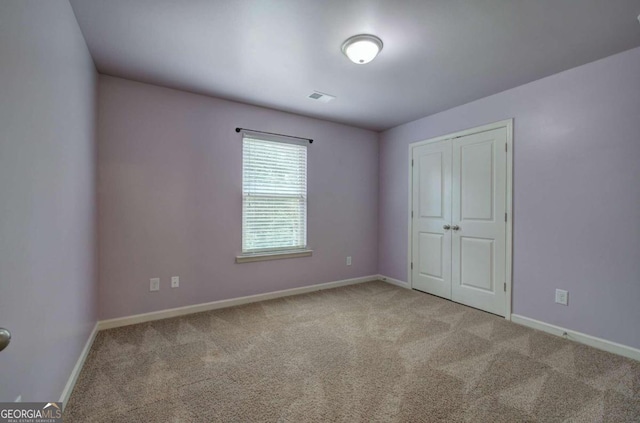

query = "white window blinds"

[242,136,307,253]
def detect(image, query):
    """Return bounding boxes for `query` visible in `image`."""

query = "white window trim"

[238,133,309,262]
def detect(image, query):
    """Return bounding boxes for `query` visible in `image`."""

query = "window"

[241,136,308,257]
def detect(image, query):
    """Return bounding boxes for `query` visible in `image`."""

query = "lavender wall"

[379,47,640,349]
[98,76,378,319]
[0,1,98,402]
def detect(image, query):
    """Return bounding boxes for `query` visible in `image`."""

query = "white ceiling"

[69,0,640,131]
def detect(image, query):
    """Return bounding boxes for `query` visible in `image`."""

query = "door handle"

[451,225,460,231]
[443,224,451,230]
[0,328,10,352]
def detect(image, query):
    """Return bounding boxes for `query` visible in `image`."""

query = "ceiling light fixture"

[341,34,383,65]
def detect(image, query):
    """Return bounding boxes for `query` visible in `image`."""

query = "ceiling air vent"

[308,91,336,103]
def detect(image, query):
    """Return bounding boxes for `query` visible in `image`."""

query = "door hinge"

[411,262,413,270]
[412,159,414,167]
[411,210,414,218]
[504,282,507,292]
[505,212,507,222]
[505,143,508,152]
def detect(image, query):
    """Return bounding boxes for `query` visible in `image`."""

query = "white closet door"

[411,140,452,299]
[451,128,507,316]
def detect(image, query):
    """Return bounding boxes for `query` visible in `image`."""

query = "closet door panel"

[451,128,507,316]
[412,141,452,299]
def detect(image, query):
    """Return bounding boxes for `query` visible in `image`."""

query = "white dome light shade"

[341,34,383,64]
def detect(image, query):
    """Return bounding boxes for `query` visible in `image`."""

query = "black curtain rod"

[235,127,313,144]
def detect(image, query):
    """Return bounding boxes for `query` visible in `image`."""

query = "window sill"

[235,249,313,264]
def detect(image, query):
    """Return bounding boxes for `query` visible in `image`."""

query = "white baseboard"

[511,314,640,362]
[60,322,99,407]
[378,275,411,289]
[98,275,378,330]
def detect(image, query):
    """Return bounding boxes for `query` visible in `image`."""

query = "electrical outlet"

[346,256,352,266]
[555,289,568,305]
[150,278,160,292]
[171,276,179,288]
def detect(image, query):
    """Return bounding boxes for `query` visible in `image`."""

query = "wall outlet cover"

[171,276,179,288]
[346,256,352,266]
[150,278,160,292]
[555,289,568,305]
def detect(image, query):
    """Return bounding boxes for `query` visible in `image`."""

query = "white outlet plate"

[555,289,568,305]
[346,256,352,266]
[171,276,179,288]
[150,278,160,292]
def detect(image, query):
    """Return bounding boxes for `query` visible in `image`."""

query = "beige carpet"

[64,281,640,422]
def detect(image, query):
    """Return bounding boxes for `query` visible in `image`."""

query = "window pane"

[243,196,306,252]
[242,137,307,253]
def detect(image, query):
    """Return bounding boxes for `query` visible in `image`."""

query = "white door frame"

[408,119,514,320]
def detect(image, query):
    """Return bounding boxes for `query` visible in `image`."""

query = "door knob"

[0,328,10,352]
[451,225,460,231]
[443,224,451,230]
